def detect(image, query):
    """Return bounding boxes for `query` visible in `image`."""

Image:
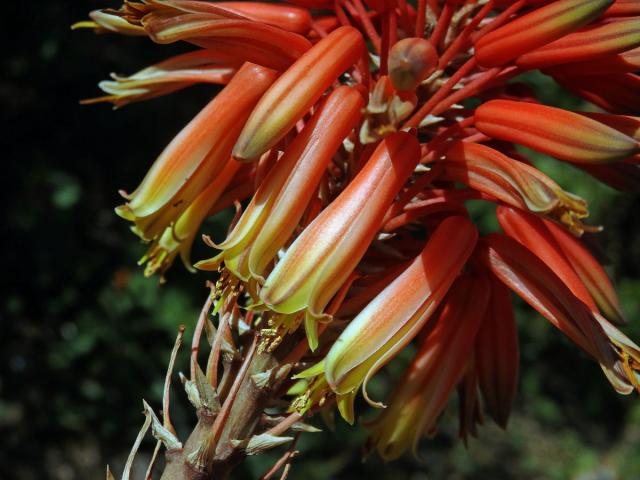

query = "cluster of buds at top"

[79,0,640,469]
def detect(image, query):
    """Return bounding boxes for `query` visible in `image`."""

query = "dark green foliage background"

[3,2,640,479]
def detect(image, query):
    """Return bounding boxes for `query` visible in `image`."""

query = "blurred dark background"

[3,2,640,479]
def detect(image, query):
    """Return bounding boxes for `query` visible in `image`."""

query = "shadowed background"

[3,2,640,479]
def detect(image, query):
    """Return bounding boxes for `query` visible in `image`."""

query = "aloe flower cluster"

[78,0,640,477]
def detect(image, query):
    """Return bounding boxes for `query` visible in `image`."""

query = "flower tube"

[475,276,519,429]
[496,205,598,312]
[516,17,640,70]
[474,100,640,164]
[552,73,640,114]
[476,233,638,394]
[442,141,590,233]
[116,62,277,241]
[474,0,613,67]
[232,26,365,160]
[195,86,364,281]
[82,49,240,108]
[543,217,626,324]
[324,216,478,421]
[366,274,489,460]
[216,2,312,33]
[260,132,420,348]
[142,13,312,62]
[141,158,241,281]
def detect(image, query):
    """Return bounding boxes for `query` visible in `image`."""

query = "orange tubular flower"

[323,216,478,423]
[475,276,519,429]
[542,218,626,325]
[366,274,489,460]
[474,99,640,164]
[81,50,240,108]
[474,0,613,67]
[116,63,277,241]
[260,132,420,348]
[496,205,600,311]
[195,86,364,281]
[142,14,312,61]
[516,17,640,70]
[442,141,590,233]
[140,158,241,281]
[578,111,640,140]
[233,26,365,160]
[216,2,312,33]
[476,234,638,394]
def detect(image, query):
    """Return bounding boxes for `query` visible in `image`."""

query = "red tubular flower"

[544,46,640,75]
[543,218,626,325]
[604,0,640,17]
[474,99,640,164]
[476,233,638,394]
[442,141,590,233]
[142,14,312,61]
[260,132,420,347]
[516,17,640,70]
[578,111,640,140]
[232,26,365,160]
[475,0,613,67]
[496,205,599,312]
[475,276,519,429]
[215,2,312,33]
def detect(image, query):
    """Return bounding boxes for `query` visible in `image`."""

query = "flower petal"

[543,218,626,324]
[496,205,598,312]
[475,233,633,393]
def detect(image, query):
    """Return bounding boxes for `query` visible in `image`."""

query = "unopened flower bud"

[388,38,438,92]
